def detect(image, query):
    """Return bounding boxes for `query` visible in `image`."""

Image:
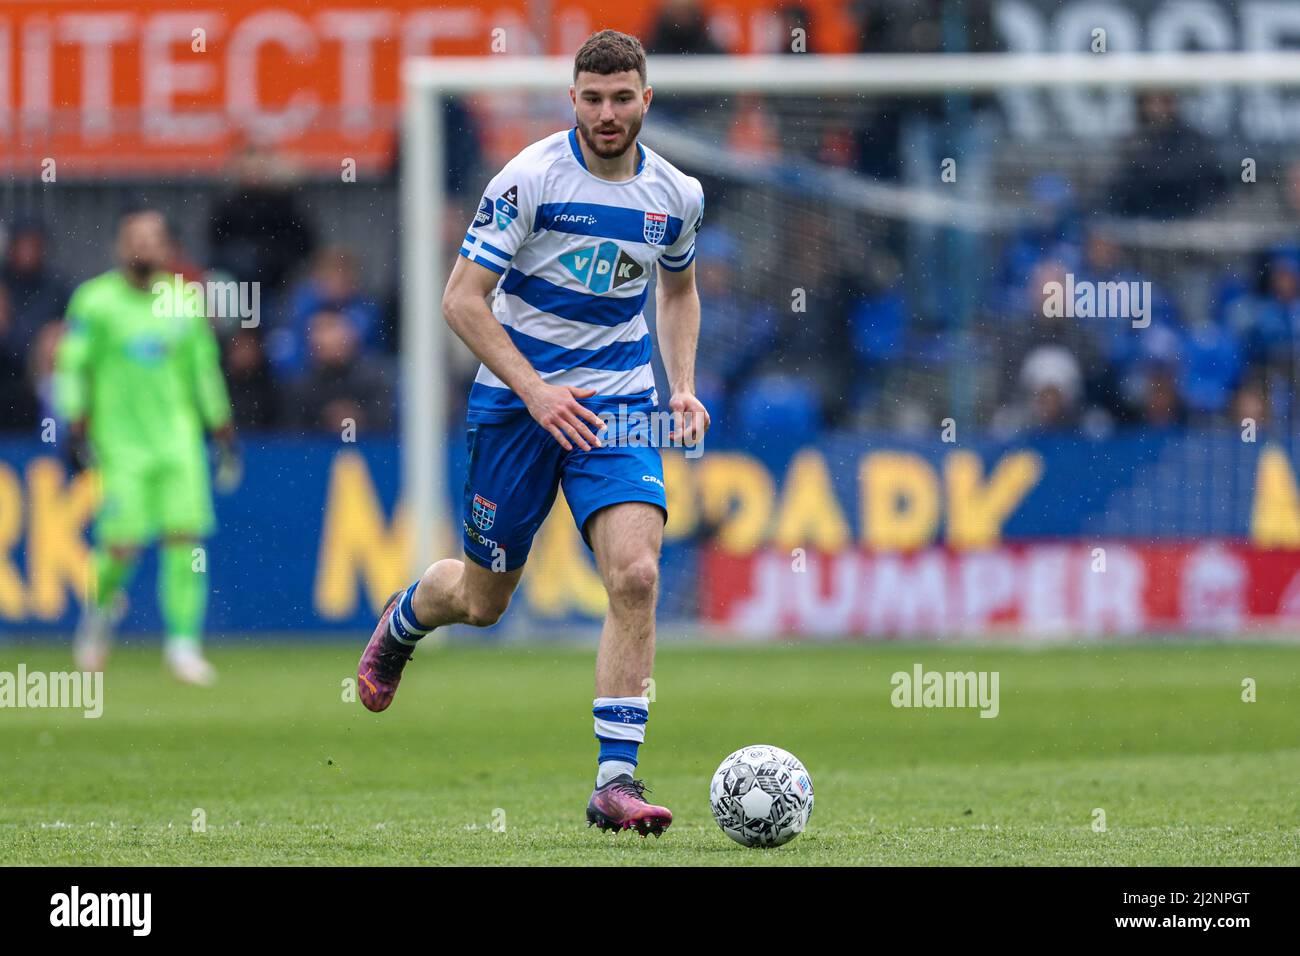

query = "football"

[709,745,814,848]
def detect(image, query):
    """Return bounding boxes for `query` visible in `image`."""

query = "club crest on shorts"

[643,211,668,245]
[471,493,497,531]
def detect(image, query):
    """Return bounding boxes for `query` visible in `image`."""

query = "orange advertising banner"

[0,0,857,177]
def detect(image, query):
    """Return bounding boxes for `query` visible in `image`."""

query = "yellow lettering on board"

[0,462,25,618]
[945,450,1043,548]
[773,449,849,551]
[1252,445,1300,546]
[661,452,696,540]
[861,452,940,551]
[315,451,410,619]
[697,453,774,553]
[26,459,96,619]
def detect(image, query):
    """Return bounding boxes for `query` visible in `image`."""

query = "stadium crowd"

[2,0,1298,442]
[0,207,400,437]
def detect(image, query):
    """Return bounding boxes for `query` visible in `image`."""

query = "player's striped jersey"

[459,127,704,423]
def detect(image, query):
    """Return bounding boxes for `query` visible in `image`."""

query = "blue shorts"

[461,411,667,571]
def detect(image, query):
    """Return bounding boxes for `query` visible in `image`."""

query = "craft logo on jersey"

[559,241,644,294]
[471,493,497,531]
[495,184,519,230]
[643,210,668,245]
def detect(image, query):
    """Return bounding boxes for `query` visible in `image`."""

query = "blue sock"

[388,582,433,645]
[594,696,648,786]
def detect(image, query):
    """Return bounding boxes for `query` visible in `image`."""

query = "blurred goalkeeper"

[54,208,241,685]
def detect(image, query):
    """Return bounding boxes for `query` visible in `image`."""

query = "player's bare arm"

[443,255,605,451]
[655,259,710,448]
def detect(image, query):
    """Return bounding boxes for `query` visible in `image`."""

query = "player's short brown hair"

[573,30,647,86]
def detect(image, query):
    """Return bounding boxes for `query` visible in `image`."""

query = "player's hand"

[523,383,607,451]
[212,426,244,494]
[668,391,711,452]
[62,419,92,475]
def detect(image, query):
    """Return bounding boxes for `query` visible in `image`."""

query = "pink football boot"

[586,775,673,837]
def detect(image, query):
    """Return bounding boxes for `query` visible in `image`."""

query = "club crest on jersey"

[643,211,668,245]
[471,494,497,531]
[559,241,644,294]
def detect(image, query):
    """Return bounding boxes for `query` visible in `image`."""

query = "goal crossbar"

[407,52,1300,94]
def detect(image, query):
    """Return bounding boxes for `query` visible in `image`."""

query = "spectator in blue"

[0,284,39,430]
[1138,356,1187,430]
[26,318,63,430]
[267,246,382,380]
[1237,247,1300,373]
[222,329,280,430]
[756,212,860,426]
[1117,321,1185,424]
[688,228,776,438]
[847,250,908,415]
[991,345,1097,438]
[286,309,394,434]
[1,217,69,349]
[1180,315,1241,419]
[988,174,1082,322]
[1073,230,1178,417]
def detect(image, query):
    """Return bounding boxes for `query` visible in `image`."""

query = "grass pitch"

[1,639,1298,866]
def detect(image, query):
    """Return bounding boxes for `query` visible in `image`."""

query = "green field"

[1,640,1298,865]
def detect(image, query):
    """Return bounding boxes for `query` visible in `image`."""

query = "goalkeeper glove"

[212,429,244,494]
[63,421,92,475]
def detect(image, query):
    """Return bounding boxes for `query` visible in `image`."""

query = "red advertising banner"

[702,542,1300,638]
[0,0,857,176]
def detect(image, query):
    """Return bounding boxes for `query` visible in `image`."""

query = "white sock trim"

[597,760,637,786]
[592,695,650,710]
[593,696,650,743]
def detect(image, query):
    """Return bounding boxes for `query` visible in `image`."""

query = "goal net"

[402,52,1300,639]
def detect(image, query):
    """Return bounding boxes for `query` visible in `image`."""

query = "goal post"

[399,51,1300,579]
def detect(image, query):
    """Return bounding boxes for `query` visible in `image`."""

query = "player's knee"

[463,593,510,628]
[607,554,659,608]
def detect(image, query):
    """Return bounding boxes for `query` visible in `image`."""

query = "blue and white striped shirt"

[460,128,704,423]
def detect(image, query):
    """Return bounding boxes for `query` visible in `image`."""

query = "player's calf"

[415,556,517,629]
[357,560,522,712]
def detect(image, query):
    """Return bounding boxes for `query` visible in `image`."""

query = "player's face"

[116,213,170,275]
[571,70,650,160]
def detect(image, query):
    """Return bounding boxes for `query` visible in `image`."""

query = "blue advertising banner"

[2,430,1299,637]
